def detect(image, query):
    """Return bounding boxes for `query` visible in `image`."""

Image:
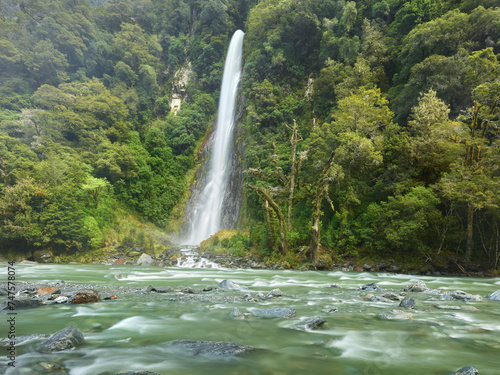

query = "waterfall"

[184,30,245,245]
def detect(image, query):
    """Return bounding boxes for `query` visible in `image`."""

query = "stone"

[329,283,342,288]
[291,316,325,331]
[404,280,428,292]
[181,288,196,294]
[440,290,482,302]
[433,304,461,310]
[53,296,69,304]
[33,250,53,263]
[219,280,240,290]
[453,365,479,375]
[460,305,479,311]
[250,307,296,319]
[69,289,100,304]
[399,297,416,309]
[152,287,173,293]
[359,283,383,292]
[203,286,213,292]
[364,294,393,303]
[113,372,162,375]
[322,306,338,313]
[378,309,412,321]
[163,340,254,358]
[266,288,282,298]
[485,290,500,301]
[230,307,241,318]
[114,258,126,265]
[35,326,84,353]
[1,298,41,310]
[382,292,404,301]
[37,286,56,296]
[136,253,153,266]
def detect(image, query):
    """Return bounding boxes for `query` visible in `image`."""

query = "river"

[2,262,499,375]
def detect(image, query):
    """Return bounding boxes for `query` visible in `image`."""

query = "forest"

[0,0,499,270]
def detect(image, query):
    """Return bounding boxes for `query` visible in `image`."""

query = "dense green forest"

[0,0,499,269]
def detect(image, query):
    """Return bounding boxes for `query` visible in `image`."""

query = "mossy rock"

[200,229,238,252]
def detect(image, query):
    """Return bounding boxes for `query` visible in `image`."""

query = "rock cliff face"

[178,93,245,242]
[169,62,192,115]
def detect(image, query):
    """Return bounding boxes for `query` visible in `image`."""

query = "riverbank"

[3,243,497,278]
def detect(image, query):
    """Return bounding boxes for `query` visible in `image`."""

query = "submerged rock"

[364,294,393,303]
[399,297,416,309]
[163,340,254,358]
[453,365,479,375]
[35,326,84,353]
[250,307,296,319]
[378,309,412,321]
[440,290,482,302]
[266,288,282,298]
[404,281,428,292]
[1,298,41,310]
[290,316,326,330]
[359,283,383,292]
[219,280,241,290]
[485,290,500,301]
[69,289,101,304]
[322,306,339,313]
[382,292,405,301]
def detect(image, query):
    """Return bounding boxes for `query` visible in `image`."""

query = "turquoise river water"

[1,262,499,375]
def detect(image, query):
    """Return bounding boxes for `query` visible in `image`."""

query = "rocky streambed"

[1,266,500,375]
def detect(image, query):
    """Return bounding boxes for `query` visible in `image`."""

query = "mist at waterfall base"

[182,30,244,246]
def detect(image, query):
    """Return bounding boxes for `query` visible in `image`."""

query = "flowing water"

[184,30,245,245]
[2,262,500,375]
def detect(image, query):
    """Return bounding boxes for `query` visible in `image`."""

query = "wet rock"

[114,258,126,265]
[250,307,296,319]
[378,309,412,320]
[230,307,242,318]
[1,298,41,310]
[69,289,101,304]
[203,286,213,292]
[364,294,393,303]
[452,365,479,375]
[219,280,240,290]
[359,283,383,292]
[382,292,405,301]
[266,288,282,298]
[181,288,197,294]
[35,326,84,353]
[163,340,254,358]
[460,305,479,311]
[404,281,428,292]
[113,372,162,375]
[144,285,155,293]
[329,283,342,288]
[440,290,482,302]
[399,297,416,309]
[53,296,69,304]
[36,286,57,296]
[485,290,500,301]
[291,316,325,330]
[153,287,174,293]
[242,293,256,302]
[33,250,53,263]
[433,304,461,310]
[137,253,153,266]
[322,306,338,313]
[0,288,7,296]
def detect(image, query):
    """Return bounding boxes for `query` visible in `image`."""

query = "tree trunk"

[247,184,288,255]
[263,200,275,251]
[308,151,336,263]
[465,201,474,262]
[287,120,299,232]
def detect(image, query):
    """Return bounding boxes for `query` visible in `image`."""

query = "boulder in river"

[290,316,326,330]
[359,282,384,292]
[364,294,393,303]
[440,290,482,302]
[378,309,412,321]
[69,289,101,304]
[399,297,416,309]
[137,253,154,266]
[266,288,282,298]
[35,326,84,353]
[404,280,428,292]
[163,340,254,358]
[250,307,296,318]
[452,365,479,375]
[1,298,41,310]
[36,286,57,296]
[219,279,241,290]
[485,290,500,301]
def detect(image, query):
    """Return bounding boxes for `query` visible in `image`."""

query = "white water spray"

[184,30,245,245]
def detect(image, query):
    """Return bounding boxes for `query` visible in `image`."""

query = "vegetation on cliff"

[0,0,499,270]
